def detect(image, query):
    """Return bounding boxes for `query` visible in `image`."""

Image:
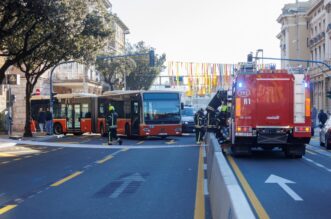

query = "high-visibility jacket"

[107,111,118,129]
[194,112,205,128]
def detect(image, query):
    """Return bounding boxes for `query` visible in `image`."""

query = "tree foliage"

[126,41,166,90]
[1,0,114,136]
[96,56,136,91]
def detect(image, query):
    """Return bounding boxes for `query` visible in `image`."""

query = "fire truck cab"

[227,63,311,158]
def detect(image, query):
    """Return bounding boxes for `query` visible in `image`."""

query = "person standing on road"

[107,105,119,145]
[217,101,229,140]
[37,108,46,133]
[194,108,205,144]
[318,109,328,127]
[45,108,53,135]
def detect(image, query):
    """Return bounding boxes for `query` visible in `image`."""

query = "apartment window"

[319,22,321,32]
[319,46,321,60]
[315,26,317,33]
[311,28,314,35]
[323,43,325,60]
[323,19,326,29]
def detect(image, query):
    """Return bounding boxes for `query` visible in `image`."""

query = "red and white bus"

[31,91,182,138]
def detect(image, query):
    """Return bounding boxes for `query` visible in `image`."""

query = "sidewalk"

[0,132,63,148]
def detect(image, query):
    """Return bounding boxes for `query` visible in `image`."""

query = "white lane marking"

[203,149,206,158]
[265,174,303,201]
[204,179,209,195]
[0,139,198,149]
[110,173,145,199]
[306,145,331,157]
[303,156,331,172]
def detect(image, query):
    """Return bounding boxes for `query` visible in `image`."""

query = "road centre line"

[136,141,144,145]
[0,205,17,215]
[51,171,83,187]
[227,155,270,219]
[306,150,317,155]
[96,155,113,164]
[194,146,205,219]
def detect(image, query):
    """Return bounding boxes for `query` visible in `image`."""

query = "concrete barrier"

[206,133,255,219]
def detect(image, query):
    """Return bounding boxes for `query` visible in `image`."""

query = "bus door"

[131,101,140,135]
[67,104,81,132]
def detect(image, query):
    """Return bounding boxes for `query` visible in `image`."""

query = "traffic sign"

[36,88,40,95]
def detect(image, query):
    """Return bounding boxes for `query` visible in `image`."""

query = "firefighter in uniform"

[106,105,121,145]
[217,101,229,140]
[194,108,205,144]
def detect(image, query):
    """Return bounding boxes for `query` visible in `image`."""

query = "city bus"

[31,93,98,135]
[31,91,182,137]
[98,90,183,138]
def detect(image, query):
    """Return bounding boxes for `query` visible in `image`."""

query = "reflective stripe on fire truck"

[293,74,305,124]
[235,98,241,117]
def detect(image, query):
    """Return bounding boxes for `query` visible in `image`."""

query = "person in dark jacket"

[194,108,205,144]
[45,108,53,135]
[318,109,328,126]
[37,108,46,133]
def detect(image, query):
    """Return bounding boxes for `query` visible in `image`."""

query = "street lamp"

[256,49,264,66]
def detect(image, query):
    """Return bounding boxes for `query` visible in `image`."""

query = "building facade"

[277,1,311,68]
[278,0,331,112]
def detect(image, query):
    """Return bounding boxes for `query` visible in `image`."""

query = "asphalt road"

[227,135,331,219]
[0,134,210,219]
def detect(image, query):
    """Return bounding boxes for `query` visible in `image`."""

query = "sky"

[111,0,297,65]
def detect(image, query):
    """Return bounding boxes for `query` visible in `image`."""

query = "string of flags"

[167,61,275,97]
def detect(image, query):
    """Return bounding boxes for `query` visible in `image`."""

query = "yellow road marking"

[121,148,129,152]
[0,153,16,157]
[137,141,144,145]
[306,150,317,155]
[194,146,205,219]
[0,205,17,215]
[96,155,113,164]
[51,171,83,187]
[227,155,270,219]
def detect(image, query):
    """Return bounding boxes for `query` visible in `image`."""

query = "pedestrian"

[37,108,46,133]
[4,110,12,135]
[107,105,119,145]
[312,106,317,128]
[194,108,205,144]
[318,109,328,127]
[45,107,53,135]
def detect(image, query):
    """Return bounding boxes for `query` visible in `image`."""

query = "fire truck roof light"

[304,82,308,88]
[238,82,243,88]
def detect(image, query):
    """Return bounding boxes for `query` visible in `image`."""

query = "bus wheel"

[125,124,131,138]
[53,123,63,135]
[74,132,82,136]
[100,124,107,137]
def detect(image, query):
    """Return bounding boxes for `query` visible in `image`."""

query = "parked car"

[181,106,195,133]
[319,118,331,149]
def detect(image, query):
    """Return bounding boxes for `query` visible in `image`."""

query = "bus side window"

[99,103,104,117]
[134,102,139,114]
[82,104,90,118]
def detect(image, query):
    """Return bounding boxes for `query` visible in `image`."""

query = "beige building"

[277,1,311,68]
[278,0,331,111]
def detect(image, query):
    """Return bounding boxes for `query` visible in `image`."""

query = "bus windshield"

[143,93,181,124]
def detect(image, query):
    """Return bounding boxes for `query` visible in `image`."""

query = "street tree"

[7,0,113,137]
[96,56,136,91]
[126,41,166,90]
[0,0,59,84]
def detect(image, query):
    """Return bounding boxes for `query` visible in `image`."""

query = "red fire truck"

[226,64,311,158]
